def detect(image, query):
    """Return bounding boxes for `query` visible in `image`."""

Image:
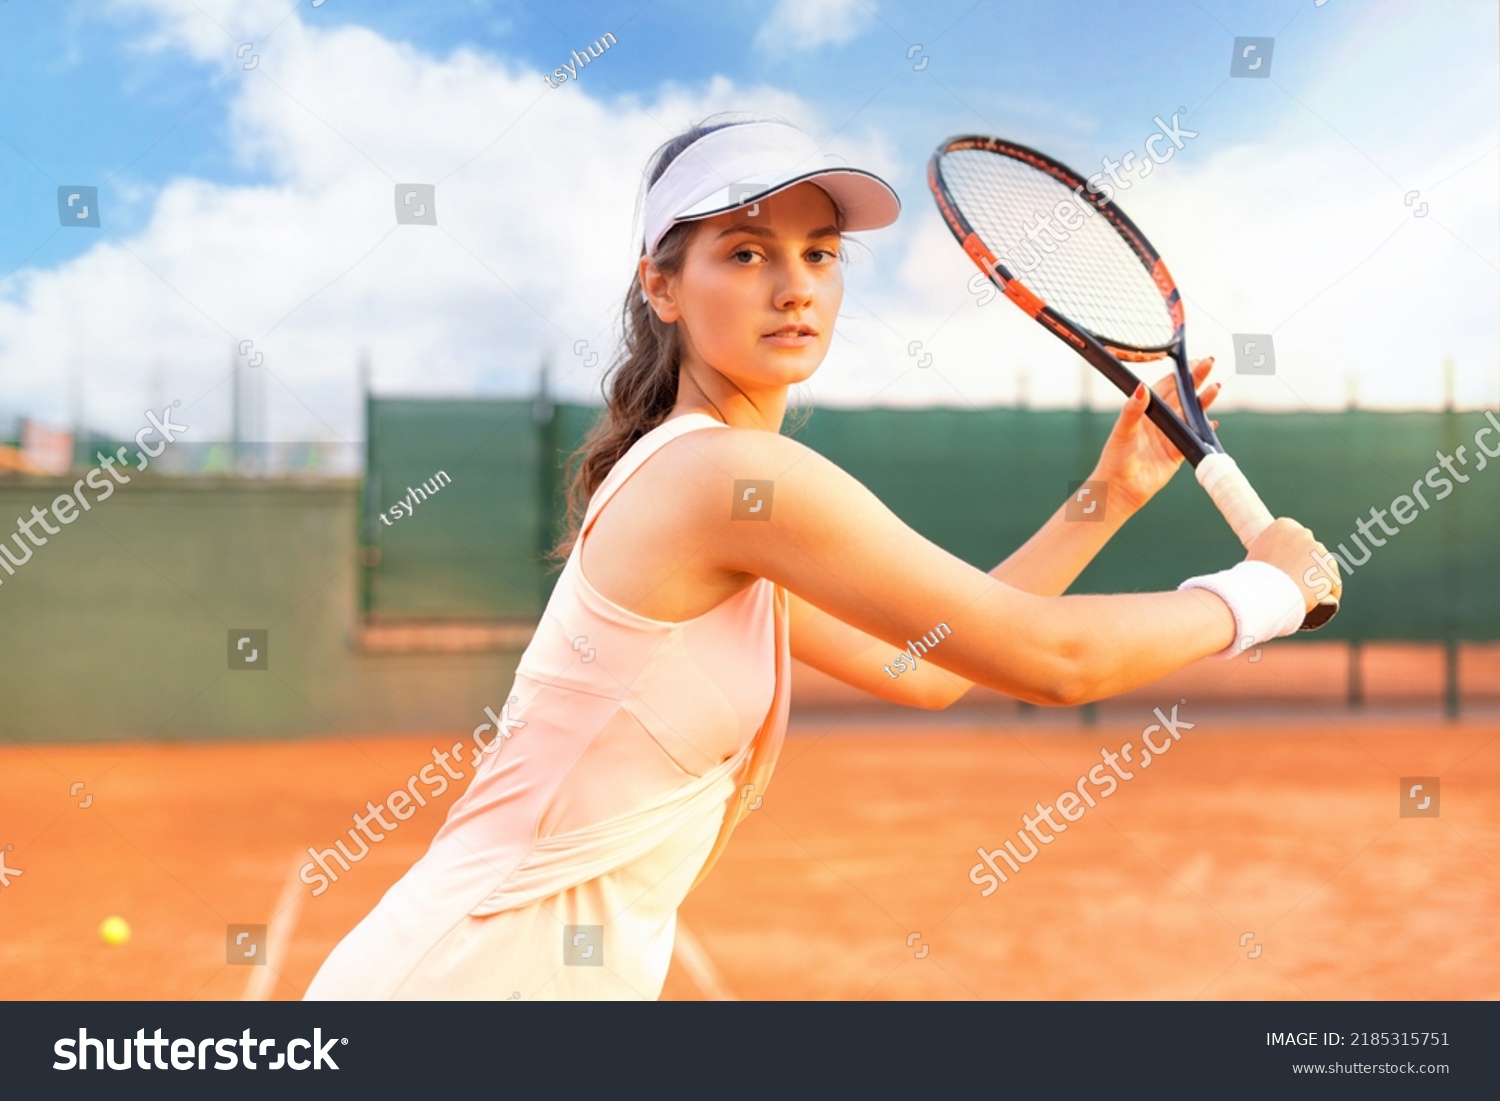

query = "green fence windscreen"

[364,398,552,620]
[364,398,1500,640]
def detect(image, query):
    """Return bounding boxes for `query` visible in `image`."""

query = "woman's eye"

[730,246,840,264]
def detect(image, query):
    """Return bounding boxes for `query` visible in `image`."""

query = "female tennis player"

[304,113,1340,1001]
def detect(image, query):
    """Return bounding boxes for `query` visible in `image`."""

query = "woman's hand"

[1246,516,1344,612]
[1092,357,1222,515]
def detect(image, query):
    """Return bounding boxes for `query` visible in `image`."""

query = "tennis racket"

[928,135,1337,630]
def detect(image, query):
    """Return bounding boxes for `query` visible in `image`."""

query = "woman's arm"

[785,488,1138,710]
[787,588,960,709]
[685,426,1328,709]
[999,357,1224,596]
[785,359,1227,708]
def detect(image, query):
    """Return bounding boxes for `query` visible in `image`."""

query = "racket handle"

[1195,452,1274,546]
[1194,452,1339,630]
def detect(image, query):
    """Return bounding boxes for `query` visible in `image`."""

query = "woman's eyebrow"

[715,223,842,241]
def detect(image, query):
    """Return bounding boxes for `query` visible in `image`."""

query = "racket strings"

[940,149,1177,349]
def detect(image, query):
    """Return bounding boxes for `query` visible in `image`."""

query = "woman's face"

[642,181,844,390]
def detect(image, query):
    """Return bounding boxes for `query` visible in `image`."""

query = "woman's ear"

[638,256,679,323]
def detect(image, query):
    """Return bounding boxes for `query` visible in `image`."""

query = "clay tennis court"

[4,643,1497,1001]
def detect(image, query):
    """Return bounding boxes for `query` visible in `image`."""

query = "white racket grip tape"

[1178,560,1307,660]
[1195,452,1277,548]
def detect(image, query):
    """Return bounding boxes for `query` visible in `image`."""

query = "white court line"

[672,919,736,1001]
[242,854,308,1001]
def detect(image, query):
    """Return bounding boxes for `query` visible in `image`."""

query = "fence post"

[1444,639,1460,720]
[534,360,559,612]
[1348,639,1362,708]
[359,377,377,619]
[1441,368,1460,720]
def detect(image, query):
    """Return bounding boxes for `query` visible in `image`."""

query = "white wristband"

[1178,560,1306,660]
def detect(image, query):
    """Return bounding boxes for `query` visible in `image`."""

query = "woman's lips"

[762,330,818,346]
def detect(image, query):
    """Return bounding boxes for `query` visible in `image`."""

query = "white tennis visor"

[641,121,901,257]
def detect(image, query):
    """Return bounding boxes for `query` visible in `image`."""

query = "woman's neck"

[669,373,786,433]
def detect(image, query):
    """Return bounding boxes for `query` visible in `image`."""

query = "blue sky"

[0,0,1372,263]
[0,0,1495,442]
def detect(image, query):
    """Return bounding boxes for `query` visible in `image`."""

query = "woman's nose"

[775,262,816,308]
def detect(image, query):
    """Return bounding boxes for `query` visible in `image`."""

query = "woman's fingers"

[1128,360,1218,455]
[1114,384,1149,433]
[1183,358,1214,404]
[1150,371,1178,404]
[1151,358,1218,417]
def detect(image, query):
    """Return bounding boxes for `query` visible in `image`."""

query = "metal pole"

[230,341,242,475]
[358,350,375,619]
[534,356,559,611]
[1348,639,1363,709]
[1445,639,1460,720]
[1442,358,1460,719]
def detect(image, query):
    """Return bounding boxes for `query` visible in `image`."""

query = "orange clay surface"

[2,712,1497,1000]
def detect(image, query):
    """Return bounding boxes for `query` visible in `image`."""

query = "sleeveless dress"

[303,412,791,1000]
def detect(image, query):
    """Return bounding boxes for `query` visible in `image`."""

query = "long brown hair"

[545,112,826,569]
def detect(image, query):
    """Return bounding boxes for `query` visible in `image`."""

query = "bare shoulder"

[660,421,814,461]
[644,423,894,579]
[650,423,843,501]
[590,423,811,536]
[639,426,864,540]
[579,425,820,619]
[609,422,857,579]
[604,424,800,512]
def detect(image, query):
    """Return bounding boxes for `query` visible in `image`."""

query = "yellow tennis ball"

[99,915,131,946]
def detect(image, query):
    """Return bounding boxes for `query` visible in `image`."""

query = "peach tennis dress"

[303,412,790,1000]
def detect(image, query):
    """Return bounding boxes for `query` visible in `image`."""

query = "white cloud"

[800,2,1500,417]
[0,2,886,443]
[0,0,1493,452]
[754,0,877,54]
